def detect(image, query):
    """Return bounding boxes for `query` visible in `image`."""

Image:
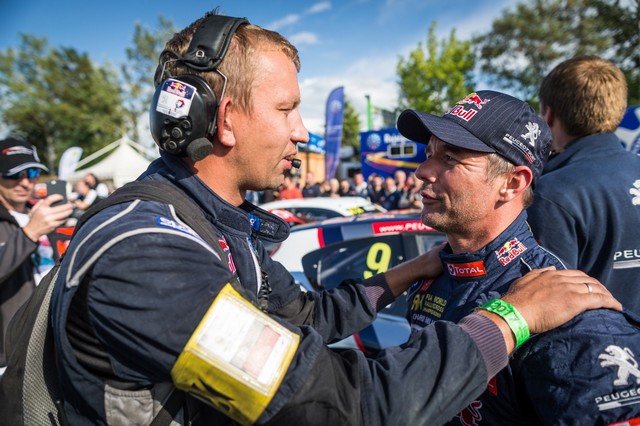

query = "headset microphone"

[291,159,301,168]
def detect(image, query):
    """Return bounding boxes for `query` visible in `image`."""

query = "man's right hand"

[478,268,622,353]
[22,195,74,241]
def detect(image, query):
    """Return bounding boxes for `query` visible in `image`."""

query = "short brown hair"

[486,153,534,208]
[539,56,627,137]
[158,10,300,114]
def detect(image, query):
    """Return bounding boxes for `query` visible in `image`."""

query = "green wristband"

[479,299,530,348]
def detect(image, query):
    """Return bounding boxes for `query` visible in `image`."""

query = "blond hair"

[539,56,627,137]
[158,10,300,114]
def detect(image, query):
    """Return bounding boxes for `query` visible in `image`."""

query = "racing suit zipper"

[247,213,271,312]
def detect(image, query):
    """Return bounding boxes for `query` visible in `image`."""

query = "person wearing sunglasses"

[0,137,73,376]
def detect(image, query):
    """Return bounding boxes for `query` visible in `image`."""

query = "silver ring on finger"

[584,282,593,294]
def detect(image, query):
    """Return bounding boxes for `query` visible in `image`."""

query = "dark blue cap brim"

[397,109,495,153]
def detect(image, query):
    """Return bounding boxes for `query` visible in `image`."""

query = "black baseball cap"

[397,90,551,185]
[0,137,49,175]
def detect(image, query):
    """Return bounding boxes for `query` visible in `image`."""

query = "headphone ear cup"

[149,75,217,161]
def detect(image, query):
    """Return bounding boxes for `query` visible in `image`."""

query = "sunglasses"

[2,168,42,180]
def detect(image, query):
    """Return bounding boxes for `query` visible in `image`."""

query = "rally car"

[266,211,447,353]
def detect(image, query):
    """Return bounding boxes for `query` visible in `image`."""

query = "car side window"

[292,208,342,222]
[301,235,406,291]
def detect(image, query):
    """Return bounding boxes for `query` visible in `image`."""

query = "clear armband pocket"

[171,283,300,425]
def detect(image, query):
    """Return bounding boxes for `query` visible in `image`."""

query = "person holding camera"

[0,137,73,376]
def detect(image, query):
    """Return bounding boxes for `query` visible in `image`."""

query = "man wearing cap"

[397,91,640,424]
[0,137,73,375]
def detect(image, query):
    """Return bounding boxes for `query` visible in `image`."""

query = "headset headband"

[158,15,248,76]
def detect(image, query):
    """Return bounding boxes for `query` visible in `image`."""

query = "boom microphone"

[291,158,302,168]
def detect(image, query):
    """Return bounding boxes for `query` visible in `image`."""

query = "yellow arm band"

[171,283,300,425]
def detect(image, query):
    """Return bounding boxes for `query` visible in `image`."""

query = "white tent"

[70,135,158,188]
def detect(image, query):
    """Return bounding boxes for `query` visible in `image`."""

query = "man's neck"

[446,209,523,254]
[0,198,26,214]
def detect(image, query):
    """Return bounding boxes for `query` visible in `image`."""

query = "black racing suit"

[51,153,511,425]
[408,212,640,424]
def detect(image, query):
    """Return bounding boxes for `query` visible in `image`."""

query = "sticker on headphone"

[156,78,197,118]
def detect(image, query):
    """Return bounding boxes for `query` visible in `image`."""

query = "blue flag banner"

[299,132,326,154]
[324,86,344,179]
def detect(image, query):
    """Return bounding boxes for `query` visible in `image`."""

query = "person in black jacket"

[528,55,640,315]
[0,137,72,375]
[48,10,620,426]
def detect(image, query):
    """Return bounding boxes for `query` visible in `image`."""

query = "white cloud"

[289,31,319,46]
[268,2,331,32]
[299,51,400,134]
[268,14,300,31]
[306,2,332,14]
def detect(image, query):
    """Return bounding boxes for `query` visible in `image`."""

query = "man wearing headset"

[49,10,620,425]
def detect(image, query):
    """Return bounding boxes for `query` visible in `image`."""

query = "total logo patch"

[495,238,527,266]
[447,261,487,278]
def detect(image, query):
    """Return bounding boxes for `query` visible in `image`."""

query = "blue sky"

[1,0,518,136]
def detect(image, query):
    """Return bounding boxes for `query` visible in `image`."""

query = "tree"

[396,21,476,114]
[0,35,125,171]
[473,0,639,104]
[341,97,361,159]
[121,17,177,141]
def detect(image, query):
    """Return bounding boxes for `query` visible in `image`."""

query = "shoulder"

[511,309,640,423]
[521,309,639,359]
[522,243,567,268]
[70,199,215,260]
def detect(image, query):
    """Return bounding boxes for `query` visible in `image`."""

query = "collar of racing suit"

[438,211,537,281]
[138,151,291,244]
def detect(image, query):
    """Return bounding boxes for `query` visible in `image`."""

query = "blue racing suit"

[50,153,511,425]
[408,212,640,425]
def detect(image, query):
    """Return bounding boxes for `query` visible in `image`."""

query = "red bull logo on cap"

[495,238,527,266]
[457,92,491,110]
[446,92,491,122]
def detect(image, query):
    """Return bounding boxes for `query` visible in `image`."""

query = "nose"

[415,157,436,183]
[291,110,309,145]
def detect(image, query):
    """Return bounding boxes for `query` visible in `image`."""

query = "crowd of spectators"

[251,169,423,211]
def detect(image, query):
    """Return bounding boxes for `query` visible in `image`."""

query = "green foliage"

[0,35,125,171]
[121,17,177,141]
[342,97,361,158]
[473,0,639,104]
[396,21,476,114]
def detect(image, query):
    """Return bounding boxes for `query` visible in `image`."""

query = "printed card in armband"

[171,283,300,425]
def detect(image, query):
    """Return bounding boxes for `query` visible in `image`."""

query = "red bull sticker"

[156,78,197,118]
[495,238,527,266]
[446,261,487,278]
[447,105,478,122]
[446,92,491,122]
[457,92,491,110]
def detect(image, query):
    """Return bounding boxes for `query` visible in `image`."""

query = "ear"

[498,166,533,202]
[541,105,554,128]
[215,97,236,148]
